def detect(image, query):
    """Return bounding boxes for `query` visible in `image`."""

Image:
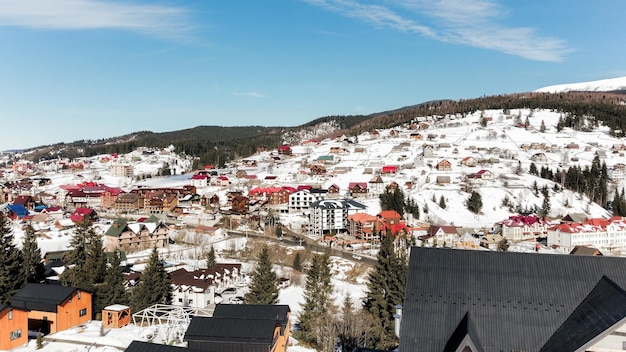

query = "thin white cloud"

[302,0,570,62]
[233,92,268,98]
[0,0,192,38]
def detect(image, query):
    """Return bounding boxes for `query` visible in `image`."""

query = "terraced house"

[104,215,170,251]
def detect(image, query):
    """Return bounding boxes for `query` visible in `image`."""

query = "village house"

[230,195,250,215]
[0,304,28,350]
[348,182,368,198]
[460,156,478,167]
[170,264,243,309]
[368,175,385,195]
[113,192,144,213]
[435,159,452,171]
[9,283,92,335]
[183,305,291,352]
[420,225,459,246]
[496,215,549,241]
[190,174,209,188]
[347,213,381,242]
[104,215,170,251]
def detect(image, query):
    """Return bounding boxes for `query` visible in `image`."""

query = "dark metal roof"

[213,304,290,336]
[10,283,80,313]
[185,316,277,343]
[124,341,204,352]
[212,304,290,327]
[399,247,626,352]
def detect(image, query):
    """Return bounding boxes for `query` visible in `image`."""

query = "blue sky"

[0,0,624,151]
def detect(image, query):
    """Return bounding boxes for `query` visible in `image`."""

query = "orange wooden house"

[0,304,29,350]
[10,283,92,334]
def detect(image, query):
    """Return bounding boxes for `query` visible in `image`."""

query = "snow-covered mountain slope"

[535,76,626,93]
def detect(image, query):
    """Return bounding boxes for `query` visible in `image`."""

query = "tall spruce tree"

[297,252,333,346]
[21,223,44,284]
[61,218,107,318]
[206,246,216,268]
[0,214,23,303]
[380,187,406,216]
[244,244,279,304]
[60,218,96,290]
[364,233,407,350]
[22,223,44,284]
[97,250,129,309]
[131,247,172,312]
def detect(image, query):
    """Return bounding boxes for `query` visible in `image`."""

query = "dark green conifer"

[206,246,216,268]
[244,244,279,304]
[131,247,172,312]
[297,252,332,346]
[364,233,407,350]
[0,214,24,303]
[21,223,44,284]
[97,250,130,308]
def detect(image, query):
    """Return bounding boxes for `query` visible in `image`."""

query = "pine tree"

[244,244,279,304]
[206,246,216,268]
[0,214,24,303]
[96,250,129,311]
[364,233,407,350]
[438,195,446,209]
[131,247,172,312]
[293,252,302,272]
[297,252,333,346]
[467,191,483,214]
[21,223,44,284]
[380,187,406,216]
[61,218,109,318]
[540,120,546,133]
[60,218,96,290]
[529,162,538,176]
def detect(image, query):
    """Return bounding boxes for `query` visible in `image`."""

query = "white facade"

[547,219,626,251]
[288,189,326,213]
[308,199,367,237]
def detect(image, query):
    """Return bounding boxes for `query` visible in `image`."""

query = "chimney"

[394,304,402,338]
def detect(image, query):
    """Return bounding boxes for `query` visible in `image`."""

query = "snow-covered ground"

[6,106,626,350]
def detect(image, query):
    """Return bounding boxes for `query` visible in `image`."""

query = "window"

[78,291,81,299]
[79,308,87,317]
[10,329,22,341]
[8,309,12,320]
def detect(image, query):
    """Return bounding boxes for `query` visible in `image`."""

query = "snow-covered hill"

[535,76,626,93]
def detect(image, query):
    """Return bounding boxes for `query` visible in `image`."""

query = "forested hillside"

[20,91,626,169]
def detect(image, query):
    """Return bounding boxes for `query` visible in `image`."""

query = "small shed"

[102,304,131,329]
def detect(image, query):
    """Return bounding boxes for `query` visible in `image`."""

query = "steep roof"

[400,247,626,352]
[184,316,279,352]
[213,304,290,332]
[125,341,203,352]
[10,283,82,313]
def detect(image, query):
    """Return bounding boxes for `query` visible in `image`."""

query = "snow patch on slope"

[535,76,626,93]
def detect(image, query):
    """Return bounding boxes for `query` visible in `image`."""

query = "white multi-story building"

[308,199,367,237]
[547,217,626,252]
[110,164,134,178]
[288,189,327,213]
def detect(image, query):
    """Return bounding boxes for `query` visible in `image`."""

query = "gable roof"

[400,247,626,352]
[184,316,278,344]
[10,283,82,312]
[125,341,204,352]
[213,304,290,333]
